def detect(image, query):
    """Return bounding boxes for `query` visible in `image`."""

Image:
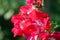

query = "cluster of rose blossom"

[11,0,60,40]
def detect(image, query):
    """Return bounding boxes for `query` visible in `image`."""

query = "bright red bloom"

[28,9,43,21]
[11,10,51,40]
[40,32,60,40]
[11,14,23,37]
[11,14,24,24]
[28,9,51,31]
[42,13,51,30]
[20,5,35,16]
[26,0,42,6]
[22,19,40,36]
[39,32,50,40]
[27,35,38,40]
[26,0,34,5]
[11,0,51,39]
[12,25,23,37]
[51,32,60,40]
[11,14,26,37]
[11,15,39,38]
[37,0,42,6]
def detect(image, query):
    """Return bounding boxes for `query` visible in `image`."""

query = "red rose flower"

[27,35,38,40]
[28,9,43,21]
[51,32,60,40]
[11,14,25,37]
[20,5,35,16]
[37,0,42,6]
[12,22,23,37]
[28,9,51,31]
[43,14,51,30]
[11,0,51,40]
[26,0,42,6]
[39,32,50,40]
[42,32,60,40]
[26,0,34,5]
[22,19,40,36]
[11,14,24,24]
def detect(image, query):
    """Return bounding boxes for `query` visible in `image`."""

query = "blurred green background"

[0,0,60,40]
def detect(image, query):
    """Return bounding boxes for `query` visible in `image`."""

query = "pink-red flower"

[28,9,51,31]
[39,32,50,40]
[11,14,25,24]
[11,8,51,39]
[26,0,34,5]
[39,32,60,40]
[11,0,52,40]
[37,0,42,6]
[26,0,42,6]
[11,14,39,38]
[51,32,60,40]
[27,35,38,40]
[22,19,39,36]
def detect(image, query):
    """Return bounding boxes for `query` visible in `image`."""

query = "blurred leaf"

[0,8,5,16]
[4,9,14,20]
